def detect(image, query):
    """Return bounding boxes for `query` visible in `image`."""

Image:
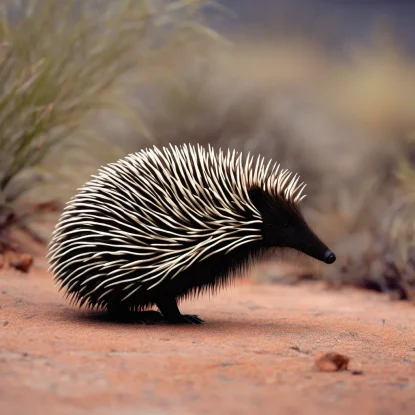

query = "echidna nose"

[324,250,336,264]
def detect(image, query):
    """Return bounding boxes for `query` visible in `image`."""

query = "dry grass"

[0,0,220,251]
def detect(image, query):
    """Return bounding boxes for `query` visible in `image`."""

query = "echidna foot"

[156,298,204,325]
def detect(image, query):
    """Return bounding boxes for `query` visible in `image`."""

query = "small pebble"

[11,254,33,273]
[315,352,350,372]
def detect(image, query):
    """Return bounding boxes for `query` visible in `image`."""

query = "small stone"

[315,352,350,372]
[10,254,33,273]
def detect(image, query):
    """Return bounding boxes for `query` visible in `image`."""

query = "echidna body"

[48,143,336,324]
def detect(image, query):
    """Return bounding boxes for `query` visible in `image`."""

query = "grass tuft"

[0,0,218,252]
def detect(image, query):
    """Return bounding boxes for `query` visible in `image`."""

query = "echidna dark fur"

[48,143,336,325]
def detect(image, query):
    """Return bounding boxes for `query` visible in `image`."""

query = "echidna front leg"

[156,297,204,325]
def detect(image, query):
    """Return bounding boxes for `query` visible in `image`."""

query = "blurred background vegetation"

[0,0,414,302]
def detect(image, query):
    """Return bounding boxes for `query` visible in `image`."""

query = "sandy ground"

[1,257,415,415]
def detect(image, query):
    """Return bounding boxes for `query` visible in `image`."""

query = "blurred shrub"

[320,134,415,301]
[0,0,218,250]
[379,144,415,299]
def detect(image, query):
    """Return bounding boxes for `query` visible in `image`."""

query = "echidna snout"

[324,251,336,264]
[48,143,337,325]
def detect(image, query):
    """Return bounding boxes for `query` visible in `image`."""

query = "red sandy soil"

[1,256,415,415]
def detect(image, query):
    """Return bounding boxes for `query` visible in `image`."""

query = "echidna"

[48,143,336,324]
